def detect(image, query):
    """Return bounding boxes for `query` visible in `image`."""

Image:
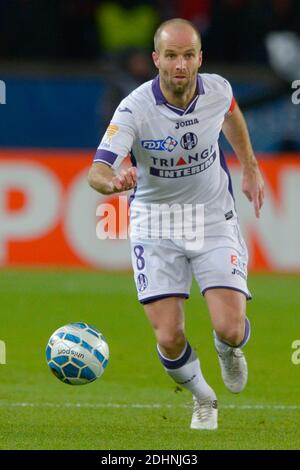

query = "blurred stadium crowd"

[0,0,299,62]
[0,0,300,151]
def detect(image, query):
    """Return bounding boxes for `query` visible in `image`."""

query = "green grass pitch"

[0,270,300,450]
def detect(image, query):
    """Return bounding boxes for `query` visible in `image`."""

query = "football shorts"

[130,222,251,304]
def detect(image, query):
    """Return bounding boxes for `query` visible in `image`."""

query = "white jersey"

[94,73,237,235]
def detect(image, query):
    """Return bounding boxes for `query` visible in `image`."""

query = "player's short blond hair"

[154,18,202,52]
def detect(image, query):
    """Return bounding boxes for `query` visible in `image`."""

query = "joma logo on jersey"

[142,136,178,152]
[175,118,199,129]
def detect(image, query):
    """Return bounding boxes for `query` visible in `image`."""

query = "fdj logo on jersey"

[142,136,178,152]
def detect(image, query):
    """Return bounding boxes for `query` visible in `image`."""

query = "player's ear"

[198,50,203,68]
[152,51,159,69]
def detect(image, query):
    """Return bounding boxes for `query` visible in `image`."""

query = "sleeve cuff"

[93,149,118,166]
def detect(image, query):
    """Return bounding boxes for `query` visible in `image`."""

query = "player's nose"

[175,56,186,70]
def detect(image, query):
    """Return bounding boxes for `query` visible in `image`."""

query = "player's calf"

[156,331,186,359]
[213,316,246,348]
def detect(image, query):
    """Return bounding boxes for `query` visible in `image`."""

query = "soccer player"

[88,18,264,430]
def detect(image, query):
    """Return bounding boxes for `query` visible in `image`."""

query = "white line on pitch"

[1,402,300,410]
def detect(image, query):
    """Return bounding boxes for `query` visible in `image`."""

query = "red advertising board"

[0,149,299,271]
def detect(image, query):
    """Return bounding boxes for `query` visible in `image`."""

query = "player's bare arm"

[88,162,137,195]
[222,103,264,218]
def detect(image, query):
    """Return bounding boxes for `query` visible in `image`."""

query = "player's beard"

[163,71,197,98]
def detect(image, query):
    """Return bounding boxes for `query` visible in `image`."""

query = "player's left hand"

[241,164,264,218]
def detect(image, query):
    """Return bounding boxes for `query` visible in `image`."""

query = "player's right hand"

[110,167,137,193]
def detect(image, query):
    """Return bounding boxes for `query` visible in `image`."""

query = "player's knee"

[157,330,186,356]
[215,324,245,347]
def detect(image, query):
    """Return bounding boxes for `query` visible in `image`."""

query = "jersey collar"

[151,74,205,115]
